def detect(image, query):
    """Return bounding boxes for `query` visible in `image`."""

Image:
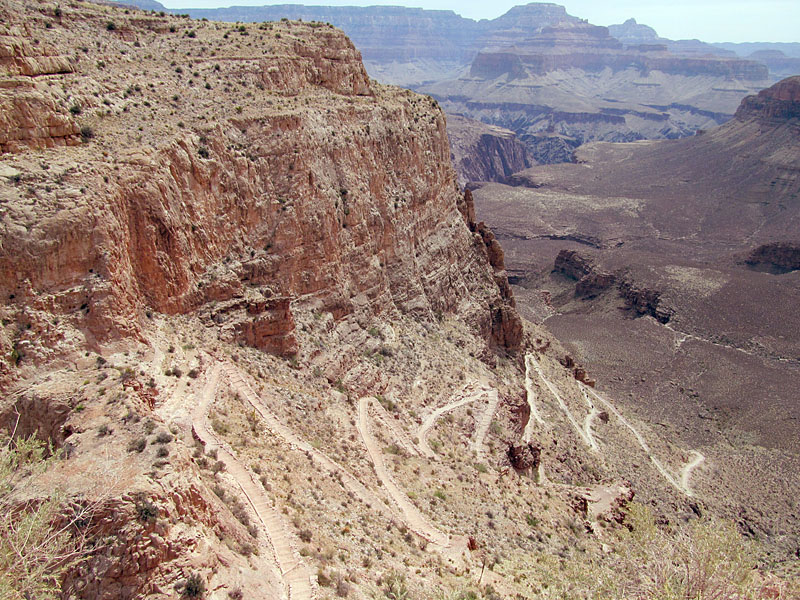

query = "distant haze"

[157,0,799,43]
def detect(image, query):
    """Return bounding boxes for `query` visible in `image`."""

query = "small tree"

[0,432,93,598]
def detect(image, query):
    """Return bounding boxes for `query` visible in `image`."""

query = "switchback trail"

[358,398,450,547]
[193,364,315,600]
[580,387,601,452]
[527,354,596,450]
[523,354,547,441]
[582,383,704,497]
[372,396,421,457]
[415,382,492,458]
[222,363,392,517]
[224,363,471,565]
[470,388,500,458]
[680,450,705,496]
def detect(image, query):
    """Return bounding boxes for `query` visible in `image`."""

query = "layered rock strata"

[446,114,534,186]
[0,2,520,383]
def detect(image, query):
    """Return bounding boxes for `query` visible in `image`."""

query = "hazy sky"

[158,0,799,42]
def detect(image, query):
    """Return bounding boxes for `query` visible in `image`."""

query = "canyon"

[471,76,800,572]
[0,1,797,598]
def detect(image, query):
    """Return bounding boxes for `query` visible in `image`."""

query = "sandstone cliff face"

[0,0,519,382]
[0,14,79,152]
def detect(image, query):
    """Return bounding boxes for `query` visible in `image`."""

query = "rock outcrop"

[458,189,523,352]
[507,443,541,473]
[736,76,800,121]
[446,114,534,186]
[745,242,800,273]
[746,50,800,80]
[553,250,671,321]
[553,250,616,300]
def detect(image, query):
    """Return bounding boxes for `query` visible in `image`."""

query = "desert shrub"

[136,499,159,523]
[0,435,92,598]
[610,503,759,600]
[127,437,146,453]
[382,573,409,600]
[298,528,313,543]
[533,503,775,600]
[105,21,116,31]
[154,432,173,444]
[182,573,204,597]
[336,575,351,597]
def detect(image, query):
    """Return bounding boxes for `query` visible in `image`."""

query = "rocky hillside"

[127,2,580,88]
[119,1,777,165]
[0,0,524,377]
[1,3,796,599]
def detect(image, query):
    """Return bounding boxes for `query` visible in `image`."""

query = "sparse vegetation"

[0,435,92,598]
[182,572,205,597]
[127,437,147,453]
[135,498,159,523]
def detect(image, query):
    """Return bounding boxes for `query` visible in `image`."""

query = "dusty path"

[193,364,315,600]
[222,364,392,517]
[580,387,601,452]
[371,397,421,457]
[680,450,705,495]
[208,362,469,570]
[358,397,451,547]
[582,383,703,497]
[470,388,500,458]
[358,397,468,565]
[527,354,596,450]
[415,383,490,458]
[523,355,547,441]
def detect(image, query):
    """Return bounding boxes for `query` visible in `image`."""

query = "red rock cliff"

[0,1,520,375]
